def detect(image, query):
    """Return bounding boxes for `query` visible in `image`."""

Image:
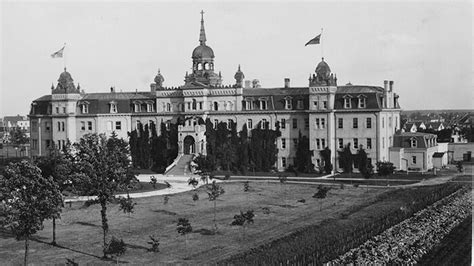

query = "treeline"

[205,119,280,173]
[128,122,178,173]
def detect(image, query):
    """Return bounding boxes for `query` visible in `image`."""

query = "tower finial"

[199,10,206,45]
[238,64,241,71]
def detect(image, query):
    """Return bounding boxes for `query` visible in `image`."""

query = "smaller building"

[389,132,446,172]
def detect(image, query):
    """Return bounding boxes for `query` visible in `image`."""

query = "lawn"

[0,181,388,264]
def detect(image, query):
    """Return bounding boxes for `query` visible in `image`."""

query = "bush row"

[217,183,465,265]
[329,188,472,264]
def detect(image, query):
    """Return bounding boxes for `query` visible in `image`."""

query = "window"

[134,103,141,112]
[199,102,203,110]
[61,122,65,131]
[358,97,366,108]
[32,139,38,150]
[285,98,292,109]
[382,117,385,128]
[389,117,392,127]
[47,105,52,114]
[45,122,50,131]
[62,107,66,114]
[81,104,89,114]
[260,100,267,110]
[227,119,233,130]
[214,102,219,111]
[321,138,326,148]
[281,138,286,149]
[367,138,372,149]
[116,121,122,130]
[247,119,253,129]
[81,121,86,131]
[304,118,309,129]
[166,103,171,112]
[321,118,326,129]
[147,103,154,112]
[281,118,286,129]
[46,140,51,148]
[246,100,253,110]
[323,101,328,109]
[166,121,170,130]
[297,99,304,109]
[214,119,218,129]
[282,157,287,168]
[56,107,59,114]
[412,156,417,164]
[110,103,117,113]
[192,99,197,110]
[411,138,417,148]
[315,118,320,129]
[107,121,113,131]
[57,122,60,131]
[313,101,318,108]
[353,118,358,128]
[338,118,343,129]
[382,137,385,148]
[316,139,321,150]
[344,97,351,108]
[366,117,372,128]
[292,118,298,129]
[353,138,358,149]
[338,138,344,149]
[262,119,268,129]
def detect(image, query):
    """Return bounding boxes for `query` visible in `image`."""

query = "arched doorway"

[183,135,195,154]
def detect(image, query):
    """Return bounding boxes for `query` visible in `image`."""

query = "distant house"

[389,132,447,172]
[4,115,29,131]
[402,121,426,133]
[426,121,445,131]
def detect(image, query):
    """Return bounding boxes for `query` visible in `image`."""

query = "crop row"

[218,183,465,265]
[328,187,472,264]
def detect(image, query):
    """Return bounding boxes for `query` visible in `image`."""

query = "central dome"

[315,58,331,78]
[192,44,215,59]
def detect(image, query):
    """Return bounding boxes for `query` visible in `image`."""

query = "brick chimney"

[284,78,290,88]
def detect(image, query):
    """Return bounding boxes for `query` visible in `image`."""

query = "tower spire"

[199,10,206,45]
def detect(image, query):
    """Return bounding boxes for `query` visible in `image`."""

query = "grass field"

[0,181,388,264]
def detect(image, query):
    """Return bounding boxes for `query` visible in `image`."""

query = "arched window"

[198,63,203,70]
[214,102,219,111]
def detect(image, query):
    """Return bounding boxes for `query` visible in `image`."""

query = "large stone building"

[29,12,401,171]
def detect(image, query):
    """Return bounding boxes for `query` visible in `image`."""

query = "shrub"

[150,176,157,189]
[147,235,160,252]
[376,161,395,177]
[104,236,126,259]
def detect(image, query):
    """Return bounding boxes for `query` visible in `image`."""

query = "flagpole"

[63,43,67,69]
[321,28,324,59]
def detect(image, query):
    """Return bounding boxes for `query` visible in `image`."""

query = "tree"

[356,147,373,179]
[104,236,126,264]
[319,147,333,174]
[376,161,395,177]
[338,144,353,173]
[9,127,29,145]
[118,194,136,233]
[71,133,132,258]
[230,210,255,239]
[35,145,74,245]
[193,154,216,184]
[176,218,192,247]
[295,132,313,173]
[207,181,225,233]
[0,160,63,265]
[312,185,330,211]
[238,124,250,173]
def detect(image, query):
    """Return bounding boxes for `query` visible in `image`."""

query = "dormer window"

[259,98,267,110]
[358,95,367,108]
[80,102,89,114]
[147,102,154,112]
[410,138,417,148]
[109,102,117,113]
[134,103,141,112]
[296,99,304,109]
[246,99,253,110]
[343,95,352,109]
[284,97,292,110]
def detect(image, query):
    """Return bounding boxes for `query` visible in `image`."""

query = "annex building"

[29,12,401,172]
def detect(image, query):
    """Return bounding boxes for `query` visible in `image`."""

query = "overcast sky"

[1,1,472,117]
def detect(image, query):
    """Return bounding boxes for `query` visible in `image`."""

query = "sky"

[1,0,473,117]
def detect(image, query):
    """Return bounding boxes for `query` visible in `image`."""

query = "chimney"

[383,80,388,91]
[110,86,115,93]
[284,78,290,88]
[389,80,394,92]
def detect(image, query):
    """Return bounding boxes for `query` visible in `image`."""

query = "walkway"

[165,154,194,176]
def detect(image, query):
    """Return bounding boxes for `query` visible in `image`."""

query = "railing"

[164,154,183,174]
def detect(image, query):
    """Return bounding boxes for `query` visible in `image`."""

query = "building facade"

[29,12,401,171]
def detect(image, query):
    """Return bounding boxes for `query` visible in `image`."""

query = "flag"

[51,46,65,58]
[305,34,321,46]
